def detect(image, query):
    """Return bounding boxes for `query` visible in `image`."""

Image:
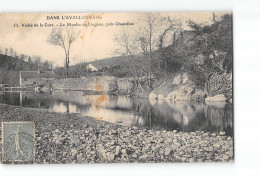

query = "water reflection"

[0,91,233,136]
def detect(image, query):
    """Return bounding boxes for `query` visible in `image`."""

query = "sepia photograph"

[0,12,233,164]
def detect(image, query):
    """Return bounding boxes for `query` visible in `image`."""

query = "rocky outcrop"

[150,72,197,101]
[149,70,232,103]
[195,54,206,65]
[209,50,227,71]
[166,85,195,101]
[207,72,232,101]
[205,94,226,102]
[172,73,189,85]
[191,89,207,102]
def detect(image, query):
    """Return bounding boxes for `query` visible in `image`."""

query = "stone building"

[19,70,55,87]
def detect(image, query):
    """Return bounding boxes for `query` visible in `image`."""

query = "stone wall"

[21,78,55,86]
[52,76,117,92]
[52,76,134,94]
[116,78,134,95]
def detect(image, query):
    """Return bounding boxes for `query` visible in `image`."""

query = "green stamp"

[2,122,35,162]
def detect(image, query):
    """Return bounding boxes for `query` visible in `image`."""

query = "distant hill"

[68,54,145,78]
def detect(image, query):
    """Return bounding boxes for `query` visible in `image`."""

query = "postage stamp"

[2,122,35,163]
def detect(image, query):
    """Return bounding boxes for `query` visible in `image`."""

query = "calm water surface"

[0,91,233,136]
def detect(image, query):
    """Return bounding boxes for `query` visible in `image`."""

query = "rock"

[151,146,156,151]
[107,153,115,161]
[197,159,203,162]
[56,138,64,145]
[190,132,196,136]
[205,94,226,102]
[77,153,83,160]
[149,92,157,99]
[173,142,181,147]
[191,90,206,102]
[121,149,127,155]
[166,84,194,101]
[139,154,149,160]
[173,74,182,85]
[195,54,206,65]
[202,133,209,137]
[223,155,229,160]
[73,139,80,146]
[212,50,227,71]
[55,129,61,134]
[115,146,122,156]
[165,147,172,156]
[189,158,195,163]
[219,131,225,136]
[182,73,189,83]
[209,53,214,59]
[181,157,187,162]
[71,149,78,157]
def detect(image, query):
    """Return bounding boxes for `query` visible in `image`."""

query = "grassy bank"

[0,104,233,164]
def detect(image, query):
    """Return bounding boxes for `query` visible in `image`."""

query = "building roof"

[39,71,55,78]
[20,71,55,79]
[20,71,39,78]
[86,64,99,71]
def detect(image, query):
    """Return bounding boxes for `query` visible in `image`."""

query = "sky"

[0,12,229,67]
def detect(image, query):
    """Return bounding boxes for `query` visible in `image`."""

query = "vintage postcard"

[0,12,233,164]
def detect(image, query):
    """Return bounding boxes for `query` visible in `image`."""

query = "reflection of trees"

[0,92,20,106]
[131,98,233,135]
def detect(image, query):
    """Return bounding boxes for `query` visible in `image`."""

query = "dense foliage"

[0,54,52,85]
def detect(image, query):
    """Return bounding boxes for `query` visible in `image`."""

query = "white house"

[86,64,99,72]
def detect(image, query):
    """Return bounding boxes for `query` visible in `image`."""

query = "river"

[0,91,233,136]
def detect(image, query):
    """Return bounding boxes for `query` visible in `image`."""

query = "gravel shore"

[0,104,233,164]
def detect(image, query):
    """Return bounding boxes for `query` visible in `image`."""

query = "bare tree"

[9,48,15,57]
[73,55,86,78]
[47,27,79,78]
[5,48,8,55]
[158,17,181,77]
[115,13,181,90]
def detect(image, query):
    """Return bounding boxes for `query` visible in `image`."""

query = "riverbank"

[0,104,233,164]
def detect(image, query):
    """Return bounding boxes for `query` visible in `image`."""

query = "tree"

[5,48,8,55]
[115,12,181,90]
[72,55,86,78]
[33,56,42,69]
[114,28,141,87]
[47,27,79,78]
[43,60,50,70]
[19,54,27,61]
[9,48,15,57]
